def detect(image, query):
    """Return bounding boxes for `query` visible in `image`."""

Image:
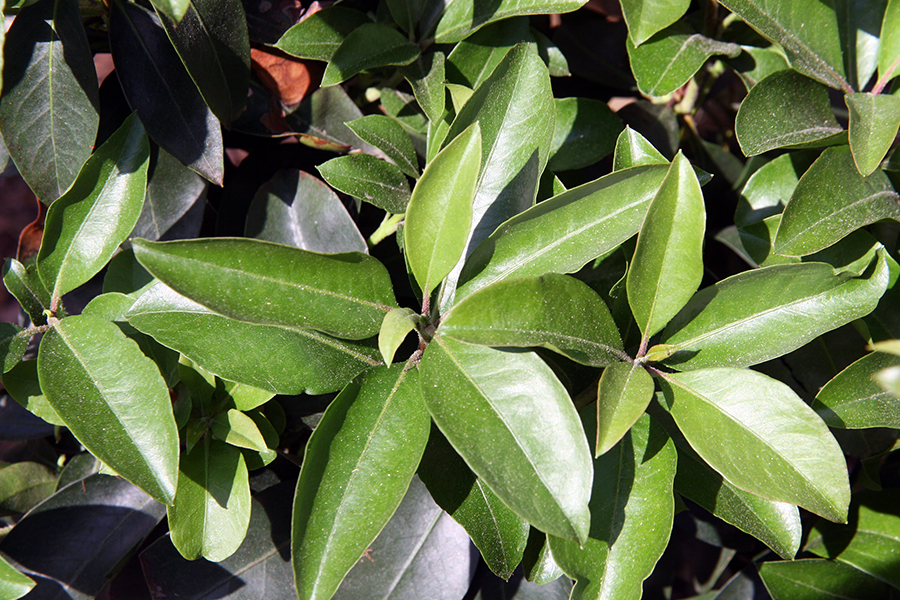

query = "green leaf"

[621,0,690,46]
[549,413,676,600]
[167,439,251,562]
[157,0,250,127]
[126,283,381,395]
[134,147,207,241]
[211,409,268,453]
[627,152,705,339]
[522,530,565,584]
[433,0,586,43]
[0,461,57,516]
[612,126,668,170]
[847,92,900,176]
[735,70,845,156]
[400,51,447,124]
[292,365,430,600]
[774,146,900,256]
[245,169,366,254]
[660,253,890,370]
[0,324,27,374]
[835,0,886,91]
[735,151,815,228]
[406,122,482,296]
[37,315,179,504]
[548,97,623,172]
[441,273,623,367]
[346,115,420,179]
[0,554,34,600]
[878,0,900,86]
[3,359,64,426]
[321,23,420,87]
[626,22,741,97]
[0,0,99,203]
[457,165,669,301]
[716,0,850,92]
[132,238,397,340]
[37,113,149,300]
[813,351,900,428]
[148,0,189,22]
[595,361,655,457]
[3,258,52,325]
[445,18,531,89]
[379,307,418,366]
[758,559,893,600]
[729,45,792,89]
[221,380,273,412]
[318,154,411,214]
[420,335,592,544]
[659,368,850,522]
[274,6,372,62]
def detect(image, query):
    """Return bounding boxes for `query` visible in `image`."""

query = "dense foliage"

[1,0,900,599]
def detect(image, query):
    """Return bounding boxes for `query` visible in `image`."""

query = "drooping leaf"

[774,146,900,256]
[594,361,655,457]
[132,238,397,340]
[441,273,623,367]
[846,92,900,176]
[659,252,890,370]
[126,283,381,395]
[627,152,705,339]
[621,0,690,46]
[813,351,900,428]
[548,97,623,172]
[0,554,34,600]
[659,368,850,522]
[401,51,447,124]
[321,23,420,87]
[549,413,676,600]
[445,17,531,89]
[109,0,224,185]
[274,6,372,62]
[37,315,179,504]
[345,115,420,178]
[378,307,418,367]
[245,169,366,254]
[133,147,208,242]
[0,0,99,203]
[758,559,893,600]
[318,154,411,214]
[433,0,586,43]
[37,113,149,300]
[420,335,592,544]
[406,122,481,296]
[292,365,430,600]
[735,70,845,156]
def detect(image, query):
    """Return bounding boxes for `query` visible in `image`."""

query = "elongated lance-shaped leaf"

[659,251,890,370]
[445,17,531,89]
[879,0,900,85]
[318,154,411,214]
[549,97,623,172]
[627,152,705,340]
[659,368,850,522]
[847,92,900,176]
[813,351,900,428]
[37,315,179,504]
[549,412,676,600]
[321,23,420,87]
[401,51,446,124]
[716,0,851,92]
[432,0,587,43]
[759,558,893,600]
[292,365,430,600]
[620,0,690,46]
[595,361,655,457]
[834,0,885,91]
[3,259,52,326]
[345,115,420,179]
[406,122,482,297]
[441,273,623,367]
[0,0,99,203]
[457,164,669,301]
[37,114,149,301]
[774,146,900,256]
[132,238,397,340]
[274,6,372,62]
[167,438,250,562]
[420,335,592,544]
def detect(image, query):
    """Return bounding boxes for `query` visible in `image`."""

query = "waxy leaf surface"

[275,6,372,62]
[321,23,420,87]
[149,0,189,21]
[548,97,622,172]
[402,51,447,124]
[612,126,668,170]
[318,154,410,214]
[433,0,586,43]
[595,362,655,457]
[621,0,690,45]
[132,238,396,340]
[879,0,900,85]
[0,554,33,600]
[134,147,207,242]
[346,115,420,179]
[3,259,52,326]
[846,92,900,176]
[378,307,418,367]
[759,559,893,600]
[445,18,531,89]
[814,351,900,428]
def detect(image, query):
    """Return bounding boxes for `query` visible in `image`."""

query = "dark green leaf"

[37,113,149,299]
[275,7,372,62]
[433,0,586,43]
[847,92,900,176]
[346,115,420,178]
[0,0,99,203]
[318,154,411,214]
[522,529,565,585]
[835,0,886,91]
[548,97,622,172]
[758,559,893,600]
[420,335,592,543]
[378,307,418,366]
[37,315,179,504]
[134,147,208,241]
[292,365,430,600]
[132,238,397,340]
[595,361,655,456]
[621,0,690,46]
[3,258,52,325]
[0,461,57,516]
[400,51,446,124]
[149,0,189,22]
[0,323,26,374]
[103,249,155,296]
[2,359,63,426]
[813,351,900,428]
[445,18,531,89]
[0,554,34,600]
[321,23,420,87]
[612,126,668,170]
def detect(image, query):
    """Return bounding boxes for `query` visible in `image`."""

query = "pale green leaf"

[595,361,655,457]
[379,307,419,366]
[211,409,269,453]
[621,0,690,46]
[846,92,900,176]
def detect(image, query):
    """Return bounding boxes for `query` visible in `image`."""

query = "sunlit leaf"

[813,351,900,428]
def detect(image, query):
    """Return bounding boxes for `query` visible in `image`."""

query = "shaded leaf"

[275,6,372,62]
[734,151,815,228]
[433,0,586,43]
[211,409,268,453]
[595,361,655,457]
[379,307,418,366]
[0,461,57,516]
[401,51,447,124]
[0,323,27,374]
[548,97,622,172]
[758,559,893,600]
[813,351,900,428]
[2,359,63,426]
[3,258,52,325]
[318,154,411,214]
[835,0,886,91]
[729,44,791,89]
[846,92,900,176]
[878,0,900,86]
[346,115,419,178]
[522,529,565,585]
[149,0,189,22]
[321,23,420,87]
[621,0,690,46]
[134,147,208,242]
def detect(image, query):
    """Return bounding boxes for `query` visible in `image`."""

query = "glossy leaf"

[457,165,669,300]
[37,114,149,300]
[758,559,893,600]
[879,0,900,85]
[659,368,850,522]
[445,18,531,89]
[406,122,481,295]
[847,92,900,176]
[0,0,99,203]
[730,45,792,89]
[245,169,366,254]
[612,126,668,170]
[292,365,429,600]
[735,70,845,156]
[132,238,397,340]
[660,253,890,370]
[321,23,420,87]
[3,359,63,428]
[813,351,900,428]
[318,154,411,214]
[548,97,623,172]
[0,554,34,600]
[134,147,208,242]
[441,273,623,367]
[627,152,705,339]
[0,461,57,516]
[149,0,189,22]
[401,51,446,125]
[274,6,372,62]
[621,0,690,46]
[595,361,655,457]
[211,409,268,452]
[37,315,179,504]
[167,439,250,562]
[734,151,814,228]
[420,335,592,543]
[109,0,224,185]
[379,307,418,366]
[346,115,420,178]
[549,413,676,600]
[222,381,273,412]
[433,0,586,43]
[522,530,565,585]
[626,23,741,97]
[3,258,52,325]
[126,283,381,395]
[774,146,900,256]
[716,0,850,92]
